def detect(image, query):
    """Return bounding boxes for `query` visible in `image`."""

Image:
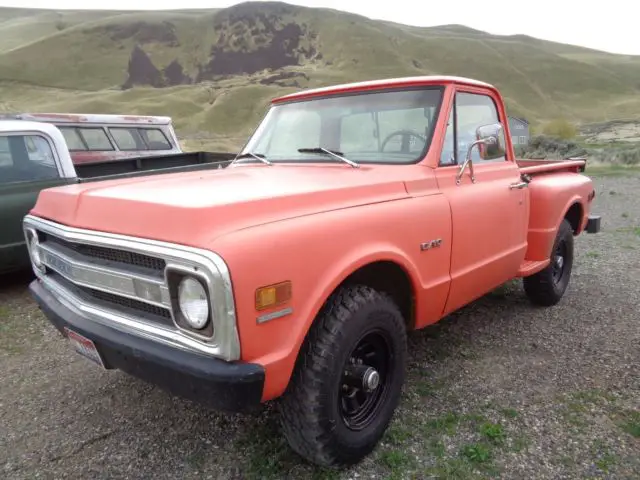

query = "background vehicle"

[0,112,183,165]
[25,76,601,467]
[0,120,234,274]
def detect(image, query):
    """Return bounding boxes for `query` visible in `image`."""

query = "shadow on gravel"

[0,269,34,295]
[209,283,534,477]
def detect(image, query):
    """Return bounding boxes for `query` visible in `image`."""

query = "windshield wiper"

[297,147,359,168]
[231,152,273,166]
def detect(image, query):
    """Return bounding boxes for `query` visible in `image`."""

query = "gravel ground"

[1,170,639,480]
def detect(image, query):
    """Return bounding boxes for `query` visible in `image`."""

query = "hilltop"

[1,2,639,150]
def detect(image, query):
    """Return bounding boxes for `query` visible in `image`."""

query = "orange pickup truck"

[24,76,600,467]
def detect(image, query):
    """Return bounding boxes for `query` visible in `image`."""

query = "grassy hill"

[1,1,639,151]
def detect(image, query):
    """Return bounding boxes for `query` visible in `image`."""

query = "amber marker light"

[255,281,292,311]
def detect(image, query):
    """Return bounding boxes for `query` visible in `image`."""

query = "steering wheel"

[380,129,426,152]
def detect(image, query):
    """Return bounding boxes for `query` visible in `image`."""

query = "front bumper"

[30,279,265,412]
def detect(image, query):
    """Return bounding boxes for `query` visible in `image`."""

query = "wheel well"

[339,261,415,330]
[285,261,415,397]
[564,202,583,234]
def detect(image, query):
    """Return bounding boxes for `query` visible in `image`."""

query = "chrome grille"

[41,233,166,275]
[23,214,242,361]
[35,229,172,327]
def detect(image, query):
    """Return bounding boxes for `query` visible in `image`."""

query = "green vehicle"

[0,120,235,274]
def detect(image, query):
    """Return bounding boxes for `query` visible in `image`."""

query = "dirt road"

[1,171,638,479]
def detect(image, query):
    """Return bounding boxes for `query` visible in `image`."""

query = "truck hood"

[31,164,411,246]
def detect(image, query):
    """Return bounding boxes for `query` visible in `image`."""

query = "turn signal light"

[255,281,292,311]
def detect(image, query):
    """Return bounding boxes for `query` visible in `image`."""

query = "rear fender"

[524,173,593,262]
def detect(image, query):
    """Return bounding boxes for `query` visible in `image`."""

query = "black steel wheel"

[339,329,394,431]
[551,239,567,285]
[524,219,574,306]
[280,285,407,467]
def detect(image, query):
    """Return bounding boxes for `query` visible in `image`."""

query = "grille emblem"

[420,239,443,251]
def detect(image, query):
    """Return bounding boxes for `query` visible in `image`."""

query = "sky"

[1,0,637,55]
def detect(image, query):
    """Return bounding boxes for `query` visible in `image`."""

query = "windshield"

[241,87,444,164]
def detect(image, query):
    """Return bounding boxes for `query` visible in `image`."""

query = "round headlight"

[27,230,43,270]
[178,277,209,329]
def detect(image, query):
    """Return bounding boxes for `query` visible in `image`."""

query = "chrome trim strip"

[257,307,293,324]
[23,214,240,361]
[39,243,171,309]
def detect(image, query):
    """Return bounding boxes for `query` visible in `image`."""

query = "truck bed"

[517,157,587,175]
[75,151,236,182]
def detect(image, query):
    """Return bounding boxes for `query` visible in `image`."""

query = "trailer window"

[78,128,114,151]
[139,128,172,150]
[58,126,114,151]
[109,128,144,151]
[59,127,86,151]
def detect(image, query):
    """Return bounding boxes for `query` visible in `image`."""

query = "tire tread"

[523,219,574,306]
[280,284,406,466]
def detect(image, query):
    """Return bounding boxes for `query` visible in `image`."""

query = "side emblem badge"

[420,239,443,251]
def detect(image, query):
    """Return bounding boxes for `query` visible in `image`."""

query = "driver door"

[436,88,529,316]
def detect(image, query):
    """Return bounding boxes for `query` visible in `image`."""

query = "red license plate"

[64,328,105,368]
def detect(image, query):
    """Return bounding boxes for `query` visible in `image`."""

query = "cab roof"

[272,75,495,104]
[0,119,64,135]
[0,112,172,125]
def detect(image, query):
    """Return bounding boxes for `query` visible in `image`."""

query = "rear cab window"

[0,134,59,184]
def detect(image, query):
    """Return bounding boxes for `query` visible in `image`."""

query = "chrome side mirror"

[456,123,505,185]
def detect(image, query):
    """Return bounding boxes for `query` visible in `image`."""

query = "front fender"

[210,195,452,401]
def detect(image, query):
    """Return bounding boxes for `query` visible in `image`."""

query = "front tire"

[523,218,574,306]
[280,285,407,467]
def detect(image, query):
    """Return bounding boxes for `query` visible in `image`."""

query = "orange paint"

[30,76,596,402]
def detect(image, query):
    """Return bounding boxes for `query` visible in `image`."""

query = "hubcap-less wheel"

[279,285,407,467]
[552,240,567,284]
[339,330,393,431]
[523,219,574,307]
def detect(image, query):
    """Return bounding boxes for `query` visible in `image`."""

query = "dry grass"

[1,2,640,140]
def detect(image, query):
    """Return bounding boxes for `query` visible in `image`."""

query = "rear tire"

[523,219,574,306]
[279,285,407,467]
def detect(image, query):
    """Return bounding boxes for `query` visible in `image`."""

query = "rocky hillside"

[1,2,639,147]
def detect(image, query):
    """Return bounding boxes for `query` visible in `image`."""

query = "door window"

[439,109,455,166]
[0,134,59,184]
[455,92,505,163]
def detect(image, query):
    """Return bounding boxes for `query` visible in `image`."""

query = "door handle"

[509,182,528,189]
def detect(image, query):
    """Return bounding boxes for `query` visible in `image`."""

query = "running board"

[517,259,550,277]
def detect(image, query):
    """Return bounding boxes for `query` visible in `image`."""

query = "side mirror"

[476,123,506,160]
[456,122,505,184]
